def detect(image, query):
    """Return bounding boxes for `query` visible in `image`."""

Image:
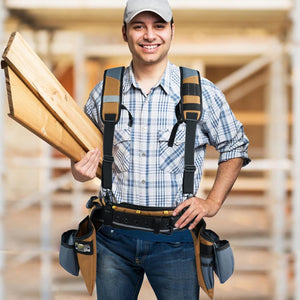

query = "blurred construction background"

[1,0,300,299]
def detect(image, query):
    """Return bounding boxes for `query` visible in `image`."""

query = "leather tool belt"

[59,196,235,299]
[87,196,186,234]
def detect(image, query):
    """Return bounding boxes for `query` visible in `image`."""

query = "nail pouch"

[200,240,214,290]
[213,239,234,283]
[59,229,79,276]
[74,216,97,296]
[191,220,214,299]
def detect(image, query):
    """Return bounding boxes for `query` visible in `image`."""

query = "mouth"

[140,44,160,50]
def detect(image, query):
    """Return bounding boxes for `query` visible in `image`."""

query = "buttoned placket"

[139,93,150,191]
[131,90,152,206]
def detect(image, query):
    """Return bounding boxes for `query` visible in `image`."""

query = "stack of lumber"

[1,32,102,178]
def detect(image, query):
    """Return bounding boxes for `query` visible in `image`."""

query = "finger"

[173,199,191,216]
[176,208,198,229]
[73,149,100,178]
[75,149,96,168]
[84,149,100,167]
[175,205,195,227]
[83,149,101,176]
[188,215,204,231]
[90,148,101,164]
[87,148,101,162]
[86,157,100,177]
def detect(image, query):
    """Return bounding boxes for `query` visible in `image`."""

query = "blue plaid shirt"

[84,62,250,207]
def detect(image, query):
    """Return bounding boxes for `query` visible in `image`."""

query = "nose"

[144,27,155,41]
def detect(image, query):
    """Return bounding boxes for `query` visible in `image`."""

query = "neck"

[132,60,168,94]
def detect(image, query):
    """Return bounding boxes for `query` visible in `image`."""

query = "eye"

[155,23,166,29]
[133,24,143,30]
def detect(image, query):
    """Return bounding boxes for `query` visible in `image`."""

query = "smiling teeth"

[143,45,157,49]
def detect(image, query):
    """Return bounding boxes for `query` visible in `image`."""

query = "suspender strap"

[180,66,202,122]
[101,67,124,123]
[180,67,202,194]
[183,112,198,194]
[100,67,125,189]
[102,115,116,189]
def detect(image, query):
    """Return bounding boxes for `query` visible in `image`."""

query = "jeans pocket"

[99,225,116,238]
[167,241,182,248]
[213,240,234,283]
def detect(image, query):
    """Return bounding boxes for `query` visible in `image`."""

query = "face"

[122,11,174,67]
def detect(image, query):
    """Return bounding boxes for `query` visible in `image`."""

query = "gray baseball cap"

[123,0,172,23]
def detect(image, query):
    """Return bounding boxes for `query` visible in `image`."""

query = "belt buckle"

[153,215,176,235]
[160,216,177,235]
[164,225,174,235]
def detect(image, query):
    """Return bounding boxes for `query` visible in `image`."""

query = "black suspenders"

[100,67,125,191]
[100,66,202,198]
[169,67,202,195]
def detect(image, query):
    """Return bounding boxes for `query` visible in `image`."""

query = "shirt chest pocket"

[158,127,186,174]
[113,128,131,173]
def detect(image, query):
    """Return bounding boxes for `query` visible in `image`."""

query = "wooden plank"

[2,32,103,160]
[3,64,102,178]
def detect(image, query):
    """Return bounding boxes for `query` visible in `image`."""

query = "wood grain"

[2,32,103,178]
[2,32,103,161]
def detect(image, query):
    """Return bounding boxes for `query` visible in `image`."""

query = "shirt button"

[142,153,146,157]
[143,126,147,131]
[141,180,146,184]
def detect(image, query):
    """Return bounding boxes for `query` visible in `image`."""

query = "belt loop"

[153,217,162,234]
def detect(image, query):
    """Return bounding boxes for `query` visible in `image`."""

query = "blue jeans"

[96,225,199,300]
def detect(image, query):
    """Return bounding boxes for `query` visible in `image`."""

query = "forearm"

[173,157,243,230]
[207,157,243,208]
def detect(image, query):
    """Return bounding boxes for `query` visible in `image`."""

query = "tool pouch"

[191,220,234,299]
[74,216,97,296]
[59,229,79,276]
[213,238,234,283]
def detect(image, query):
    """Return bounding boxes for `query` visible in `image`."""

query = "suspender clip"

[184,165,196,173]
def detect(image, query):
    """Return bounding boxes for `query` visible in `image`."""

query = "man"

[71,0,250,299]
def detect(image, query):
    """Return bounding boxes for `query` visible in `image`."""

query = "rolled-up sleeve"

[202,79,250,167]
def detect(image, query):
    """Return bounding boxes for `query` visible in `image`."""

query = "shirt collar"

[122,61,171,95]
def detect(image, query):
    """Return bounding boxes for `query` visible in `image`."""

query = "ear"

[122,25,128,42]
[171,23,175,40]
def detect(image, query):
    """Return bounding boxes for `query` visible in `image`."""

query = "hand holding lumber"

[2,32,103,179]
[71,149,101,182]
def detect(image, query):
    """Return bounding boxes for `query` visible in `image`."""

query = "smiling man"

[71,0,250,299]
[123,10,174,74]
[121,12,173,95]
